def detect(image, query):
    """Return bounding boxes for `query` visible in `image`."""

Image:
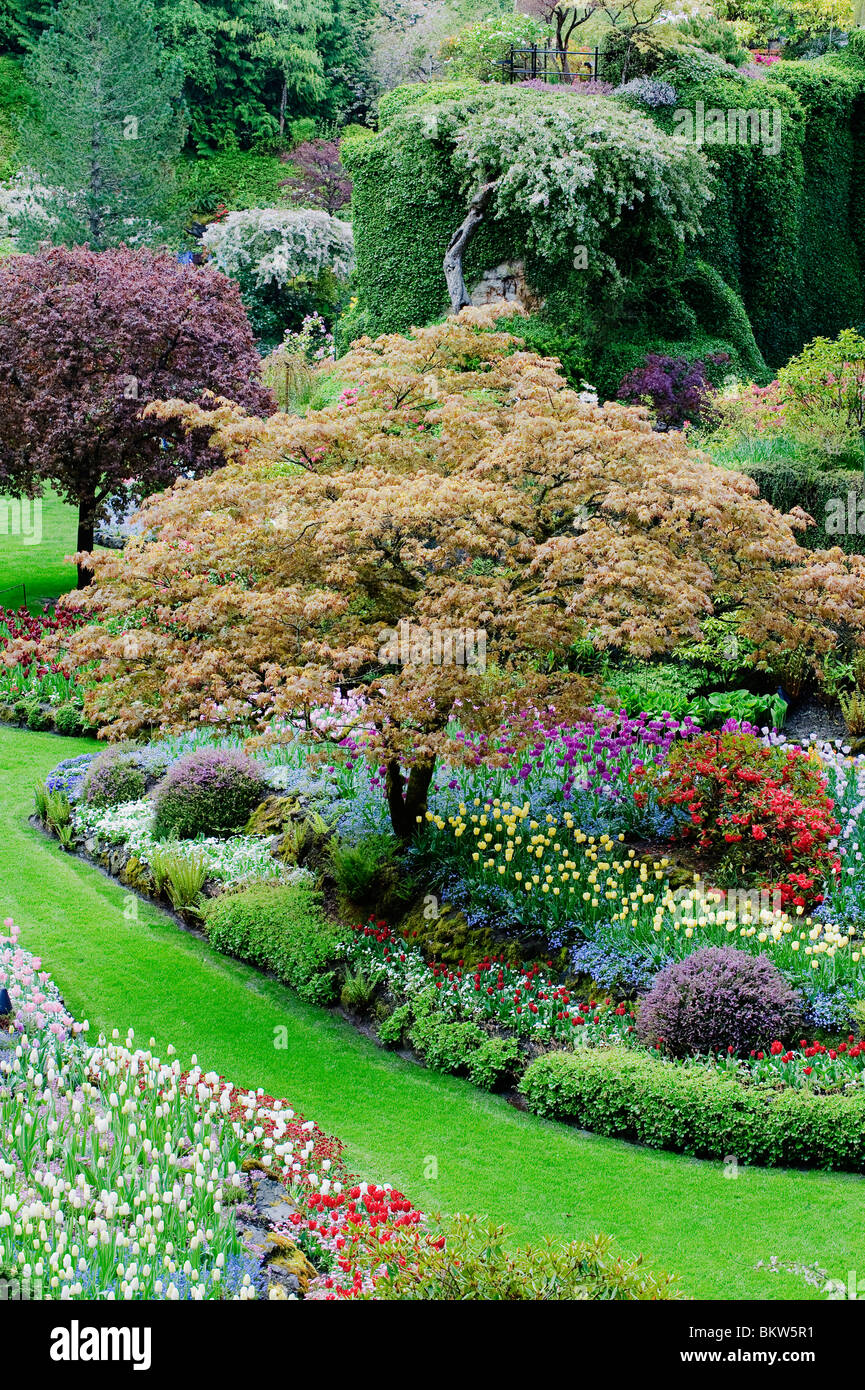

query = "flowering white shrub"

[202,208,355,291]
[72,799,308,886]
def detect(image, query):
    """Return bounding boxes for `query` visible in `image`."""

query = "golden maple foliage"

[54,308,865,834]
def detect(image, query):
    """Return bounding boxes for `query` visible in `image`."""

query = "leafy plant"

[839,688,865,736]
[160,849,207,910]
[339,966,380,1011]
[152,749,270,840]
[203,881,343,1005]
[329,833,403,907]
[365,1213,685,1301]
[636,946,804,1058]
[616,351,731,428]
[686,689,787,731]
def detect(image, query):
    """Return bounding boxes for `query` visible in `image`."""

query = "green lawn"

[4,725,864,1301]
[0,489,79,609]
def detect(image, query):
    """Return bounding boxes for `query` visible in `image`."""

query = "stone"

[253,1175,298,1226]
[469,260,543,312]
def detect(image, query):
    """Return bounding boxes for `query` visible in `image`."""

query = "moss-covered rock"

[120,855,153,894]
[243,795,295,836]
[396,900,514,968]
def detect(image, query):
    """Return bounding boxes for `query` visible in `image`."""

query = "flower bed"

[0,916,420,1300]
[0,917,676,1300]
[0,604,87,733]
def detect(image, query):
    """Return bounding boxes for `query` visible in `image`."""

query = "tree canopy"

[51,310,865,835]
[0,244,274,586]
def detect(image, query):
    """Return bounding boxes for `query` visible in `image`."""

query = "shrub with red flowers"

[634,730,840,909]
[636,946,804,1059]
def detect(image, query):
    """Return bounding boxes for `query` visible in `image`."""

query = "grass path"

[2,726,863,1300]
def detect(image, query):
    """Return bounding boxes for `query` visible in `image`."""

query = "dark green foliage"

[176,149,290,215]
[520,1049,865,1170]
[744,461,865,555]
[16,0,186,249]
[345,57,865,379]
[203,879,343,1004]
[329,832,408,910]
[53,702,84,736]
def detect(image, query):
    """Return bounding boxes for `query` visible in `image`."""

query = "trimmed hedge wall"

[745,462,865,554]
[343,54,865,382]
[519,1048,865,1170]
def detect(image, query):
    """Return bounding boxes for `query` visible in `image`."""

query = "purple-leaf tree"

[616,351,730,429]
[280,140,352,216]
[0,244,275,586]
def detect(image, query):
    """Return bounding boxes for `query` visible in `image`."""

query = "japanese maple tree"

[55,309,865,837]
[0,244,275,586]
[280,140,352,215]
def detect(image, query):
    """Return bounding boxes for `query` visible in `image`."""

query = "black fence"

[497,45,601,85]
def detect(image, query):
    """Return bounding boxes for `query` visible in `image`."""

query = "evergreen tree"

[15,0,186,249]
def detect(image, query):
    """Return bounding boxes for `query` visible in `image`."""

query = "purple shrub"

[616,352,730,428]
[84,747,146,807]
[152,748,270,839]
[637,947,803,1058]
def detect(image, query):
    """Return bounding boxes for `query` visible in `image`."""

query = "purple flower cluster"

[616,352,731,428]
[451,707,699,802]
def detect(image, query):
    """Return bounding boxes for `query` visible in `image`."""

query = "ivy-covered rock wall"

[342,49,865,393]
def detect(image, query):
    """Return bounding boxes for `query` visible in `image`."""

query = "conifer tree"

[15,0,186,249]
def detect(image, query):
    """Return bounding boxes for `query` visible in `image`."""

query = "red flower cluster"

[635,731,840,908]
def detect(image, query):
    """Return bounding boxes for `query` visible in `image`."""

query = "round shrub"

[636,946,803,1058]
[152,748,269,839]
[54,702,84,736]
[83,747,147,807]
[25,700,51,731]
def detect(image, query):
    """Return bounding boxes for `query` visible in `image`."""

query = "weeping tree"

[439,85,710,312]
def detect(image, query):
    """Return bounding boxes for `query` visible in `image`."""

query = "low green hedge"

[203,881,343,1005]
[519,1048,865,1171]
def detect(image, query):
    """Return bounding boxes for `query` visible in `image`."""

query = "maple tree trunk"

[443,180,498,313]
[76,489,96,588]
[385,758,435,841]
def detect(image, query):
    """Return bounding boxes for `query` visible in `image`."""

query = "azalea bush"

[634,730,841,909]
